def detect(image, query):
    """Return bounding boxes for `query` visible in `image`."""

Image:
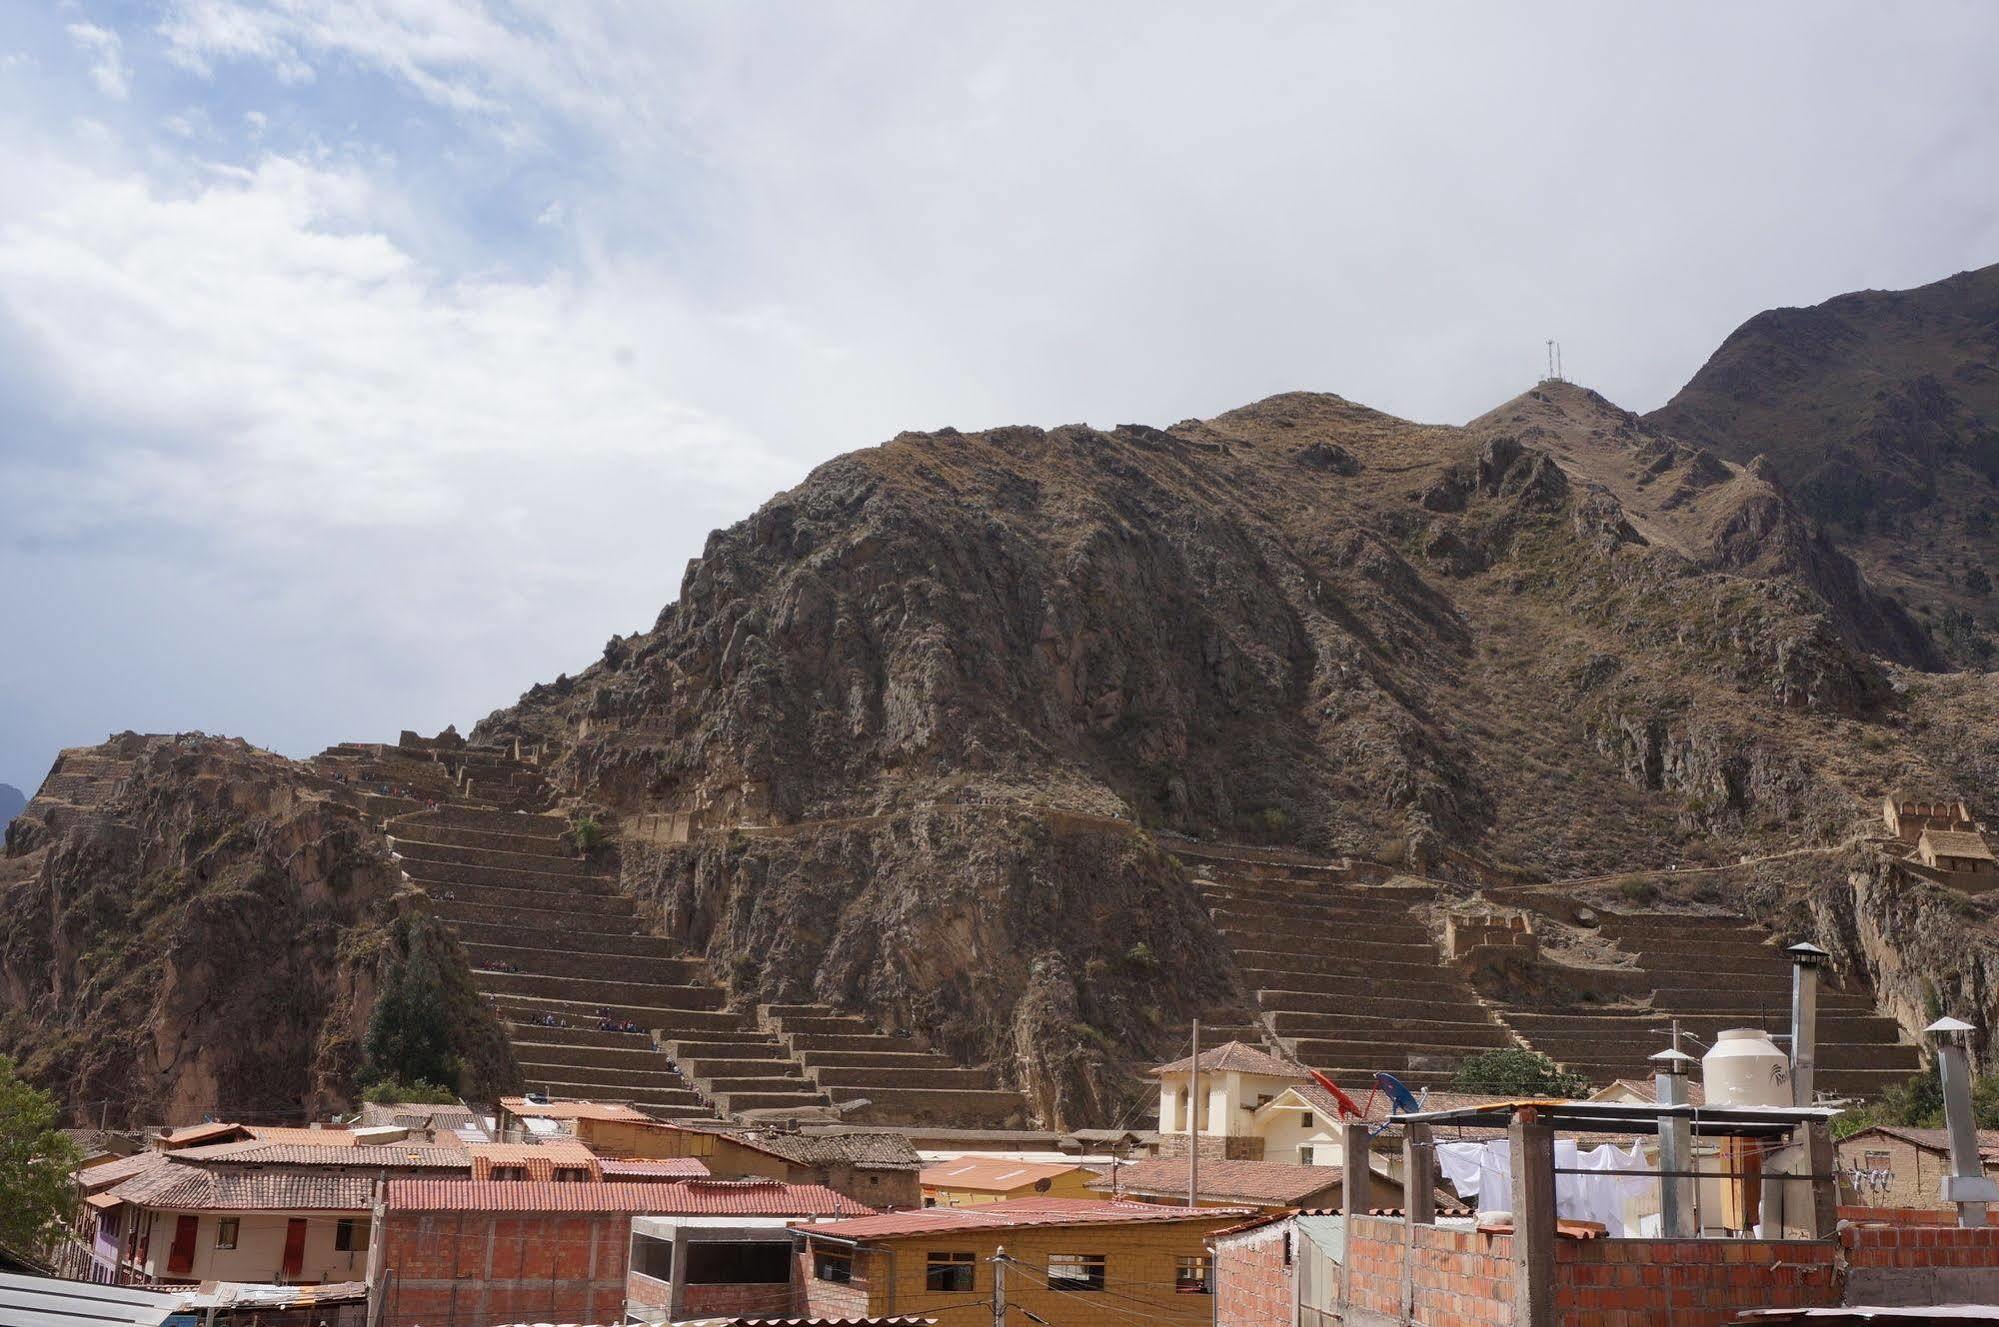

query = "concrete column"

[1807,1123,1838,1239]
[669,1224,688,1319]
[1403,1124,1435,1224]
[1342,1120,1374,1215]
[1508,1110,1555,1327]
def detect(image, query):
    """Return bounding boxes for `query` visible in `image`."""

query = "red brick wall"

[378,1210,632,1327]
[628,1269,671,1311]
[682,1278,802,1318]
[1553,1239,1840,1327]
[797,1243,873,1320]
[1213,1221,1295,1327]
[1838,1205,1958,1226]
[1844,1221,1999,1266]
[1344,1215,1514,1326]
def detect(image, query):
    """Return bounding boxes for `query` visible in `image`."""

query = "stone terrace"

[760,1003,1032,1127]
[1173,842,1519,1088]
[1496,908,1920,1098]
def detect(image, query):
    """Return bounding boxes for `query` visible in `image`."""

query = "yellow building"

[800,1198,1252,1327]
[920,1158,1095,1207]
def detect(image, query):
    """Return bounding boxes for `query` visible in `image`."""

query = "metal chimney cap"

[1926,1016,1977,1036]
[1785,941,1830,964]
[1648,1048,1698,1064]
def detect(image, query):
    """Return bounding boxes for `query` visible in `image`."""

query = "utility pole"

[1187,1019,1201,1208]
[992,1246,1007,1327]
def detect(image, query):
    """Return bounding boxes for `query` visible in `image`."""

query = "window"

[631,1234,673,1282]
[926,1252,975,1293]
[489,1165,527,1181]
[335,1219,370,1253]
[814,1250,854,1284]
[1297,1145,1315,1166]
[687,1242,792,1285]
[214,1218,239,1251]
[551,1167,589,1182]
[1048,1253,1106,1292]
[1175,1256,1210,1295]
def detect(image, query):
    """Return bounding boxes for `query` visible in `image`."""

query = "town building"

[558,1116,922,1208]
[1836,1124,1999,1211]
[373,1178,872,1327]
[798,1197,1253,1327]
[627,1212,837,1321]
[1153,1042,1311,1160]
[919,1158,1096,1207]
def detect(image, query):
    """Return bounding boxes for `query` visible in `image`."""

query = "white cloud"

[65,22,130,100]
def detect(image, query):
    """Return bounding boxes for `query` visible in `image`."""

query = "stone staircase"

[760,1003,1033,1127]
[1174,843,1518,1089]
[383,801,723,1121]
[1497,910,1921,1100]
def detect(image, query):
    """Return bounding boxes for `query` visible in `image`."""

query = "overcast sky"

[2,2,1997,794]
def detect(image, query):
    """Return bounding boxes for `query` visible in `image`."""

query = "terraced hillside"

[1490,900,1921,1100]
[1173,842,1517,1088]
[313,735,1035,1126]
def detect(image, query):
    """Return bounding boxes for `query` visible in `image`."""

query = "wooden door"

[281,1218,308,1279]
[165,1214,199,1275]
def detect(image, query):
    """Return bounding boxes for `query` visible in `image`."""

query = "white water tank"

[1702,1028,1790,1107]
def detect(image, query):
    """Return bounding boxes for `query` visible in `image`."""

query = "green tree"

[362,931,459,1092]
[0,1056,83,1257]
[1449,1048,1591,1099]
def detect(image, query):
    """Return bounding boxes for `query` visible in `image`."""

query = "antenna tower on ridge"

[1543,339,1566,384]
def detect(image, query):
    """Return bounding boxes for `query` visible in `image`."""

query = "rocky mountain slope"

[0,735,516,1125]
[1650,262,1999,667]
[471,379,1994,1117]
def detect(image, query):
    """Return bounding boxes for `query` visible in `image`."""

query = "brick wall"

[797,1244,874,1321]
[1345,1215,1514,1327]
[1553,1238,1840,1327]
[377,1210,632,1327]
[1843,1221,1999,1266]
[682,1278,803,1317]
[1837,1205,1957,1226]
[1213,1220,1295,1327]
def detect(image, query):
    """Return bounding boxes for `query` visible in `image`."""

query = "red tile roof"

[1150,1041,1307,1079]
[78,1149,172,1192]
[159,1122,250,1147]
[171,1141,470,1168]
[467,1139,602,1181]
[385,1179,872,1215]
[803,1196,1251,1241]
[1099,1158,1347,1206]
[242,1126,365,1146]
[107,1167,373,1211]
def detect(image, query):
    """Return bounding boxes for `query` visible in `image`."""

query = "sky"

[3,2,1998,795]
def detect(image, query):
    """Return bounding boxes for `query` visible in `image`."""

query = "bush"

[570,817,603,854]
[1450,1048,1591,1098]
[361,1078,459,1106]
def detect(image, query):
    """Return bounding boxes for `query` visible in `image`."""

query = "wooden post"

[1342,1119,1374,1215]
[1508,1109,1556,1327]
[1404,1123,1435,1224]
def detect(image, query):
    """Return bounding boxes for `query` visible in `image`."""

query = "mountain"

[1649,262,1999,667]
[11,283,1999,1125]
[0,784,23,830]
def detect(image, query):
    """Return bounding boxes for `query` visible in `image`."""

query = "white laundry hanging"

[1434,1137,1651,1236]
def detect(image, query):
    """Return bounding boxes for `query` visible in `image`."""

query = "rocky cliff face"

[0,734,515,1125]
[473,381,1980,1107]
[1649,262,1999,667]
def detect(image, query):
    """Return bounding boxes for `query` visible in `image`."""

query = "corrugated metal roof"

[0,1271,183,1327]
[600,1157,711,1179]
[385,1179,872,1215]
[804,1196,1251,1241]
[501,1097,652,1122]
[1100,1157,1346,1205]
[919,1159,1083,1192]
